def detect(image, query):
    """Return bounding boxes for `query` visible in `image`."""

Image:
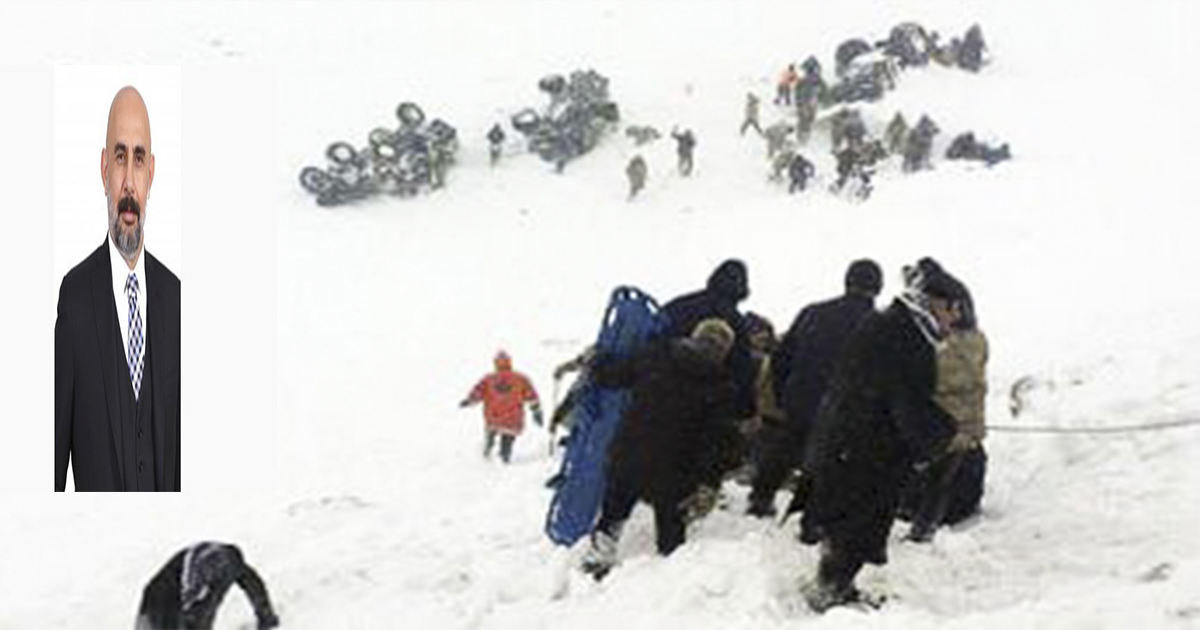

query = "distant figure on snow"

[776,63,799,106]
[788,152,816,194]
[487,123,506,167]
[136,541,279,630]
[626,155,648,200]
[671,127,696,176]
[460,350,544,463]
[740,92,763,136]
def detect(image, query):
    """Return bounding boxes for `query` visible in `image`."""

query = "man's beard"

[109,195,144,262]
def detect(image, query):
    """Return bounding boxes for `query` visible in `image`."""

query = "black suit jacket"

[55,240,181,491]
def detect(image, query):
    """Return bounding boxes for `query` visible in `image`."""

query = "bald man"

[55,86,181,491]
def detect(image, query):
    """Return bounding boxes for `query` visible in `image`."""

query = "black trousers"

[484,430,516,463]
[749,421,803,507]
[595,468,686,556]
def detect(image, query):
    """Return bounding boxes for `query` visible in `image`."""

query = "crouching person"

[136,542,279,630]
[581,319,741,580]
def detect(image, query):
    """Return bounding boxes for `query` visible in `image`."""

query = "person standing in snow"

[736,312,785,485]
[885,112,909,155]
[903,114,940,173]
[776,63,799,106]
[903,259,989,541]
[460,351,544,463]
[671,127,696,176]
[798,261,959,612]
[136,542,279,630]
[764,121,795,160]
[740,92,763,136]
[626,155,648,200]
[487,123,506,167]
[787,152,816,194]
[580,319,742,579]
[747,260,882,518]
[957,24,987,72]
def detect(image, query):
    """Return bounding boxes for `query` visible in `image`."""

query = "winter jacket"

[595,338,741,506]
[137,542,278,630]
[661,260,756,417]
[935,328,989,448]
[772,292,875,441]
[800,299,956,565]
[464,369,540,436]
[672,130,696,155]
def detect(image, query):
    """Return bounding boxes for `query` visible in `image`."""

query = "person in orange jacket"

[776,63,799,106]
[460,350,544,463]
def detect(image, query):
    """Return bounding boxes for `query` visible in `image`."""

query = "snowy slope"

[5,1,1200,628]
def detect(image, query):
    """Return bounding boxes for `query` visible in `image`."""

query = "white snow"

[4,1,1200,628]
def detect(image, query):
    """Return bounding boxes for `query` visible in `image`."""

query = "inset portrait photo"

[54,66,181,492]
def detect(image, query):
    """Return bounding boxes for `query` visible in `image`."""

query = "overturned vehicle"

[299,102,458,207]
[510,69,620,172]
[826,40,898,106]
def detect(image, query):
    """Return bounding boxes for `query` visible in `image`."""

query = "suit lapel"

[90,241,125,487]
[147,252,178,491]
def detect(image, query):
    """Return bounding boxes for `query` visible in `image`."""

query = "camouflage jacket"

[933,329,988,443]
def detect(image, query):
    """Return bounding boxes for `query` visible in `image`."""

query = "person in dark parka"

[660,259,757,419]
[136,542,279,630]
[746,259,882,517]
[580,319,741,579]
[798,264,960,612]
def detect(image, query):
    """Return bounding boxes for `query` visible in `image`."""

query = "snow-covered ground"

[4,1,1200,627]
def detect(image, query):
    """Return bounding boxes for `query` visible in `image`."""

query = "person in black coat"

[136,542,279,630]
[580,319,741,580]
[487,123,506,167]
[747,259,882,517]
[798,264,961,612]
[660,259,756,418]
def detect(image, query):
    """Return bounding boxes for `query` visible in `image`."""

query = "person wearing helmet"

[460,351,543,463]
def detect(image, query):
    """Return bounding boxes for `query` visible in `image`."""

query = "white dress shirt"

[108,235,148,367]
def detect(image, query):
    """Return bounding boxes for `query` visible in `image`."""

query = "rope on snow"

[987,416,1200,434]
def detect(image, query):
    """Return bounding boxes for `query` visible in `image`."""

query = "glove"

[458,399,471,408]
[532,404,545,427]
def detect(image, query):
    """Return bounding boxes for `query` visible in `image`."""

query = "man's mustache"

[118,196,141,217]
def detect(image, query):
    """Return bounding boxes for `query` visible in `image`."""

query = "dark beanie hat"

[707,259,750,302]
[845,259,883,295]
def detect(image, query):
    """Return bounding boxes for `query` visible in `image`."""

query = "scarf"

[899,289,945,350]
